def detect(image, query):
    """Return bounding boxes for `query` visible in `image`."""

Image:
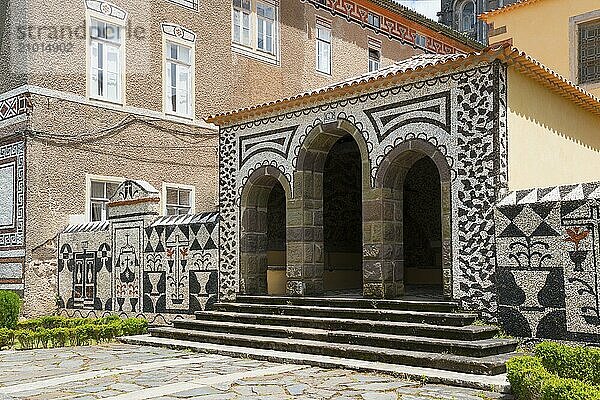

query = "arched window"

[460,0,476,32]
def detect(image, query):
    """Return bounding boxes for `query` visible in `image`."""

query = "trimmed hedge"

[0,316,147,350]
[535,341,600,386]
[507,343,600,400]
[0,290,20,329]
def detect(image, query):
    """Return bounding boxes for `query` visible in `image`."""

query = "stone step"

[120,335,512,393]
[173,319,518,357]
[212,303,478,327]
[236,295,459,313]
[194,311,498,340]
[149,327,515,375]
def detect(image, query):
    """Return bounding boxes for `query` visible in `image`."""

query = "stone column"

[286,170,324,296]
[362,187,404,298]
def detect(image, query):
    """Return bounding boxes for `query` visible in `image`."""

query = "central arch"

[287,118,370,296]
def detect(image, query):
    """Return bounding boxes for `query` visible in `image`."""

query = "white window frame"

[570,10,600,91]
[231,0,280,65]
[86,10,126,105]
[368,38,381,73]
[162,30,196,119]
[161,182,196,216]
[85,174,126,222]
[316,19,332,75]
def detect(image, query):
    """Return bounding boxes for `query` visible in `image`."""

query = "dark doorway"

[403,157,443,289]
[323,135,363,292]
[266,183,287,295]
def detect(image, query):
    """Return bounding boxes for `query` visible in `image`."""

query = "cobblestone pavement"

[0,343,513,400]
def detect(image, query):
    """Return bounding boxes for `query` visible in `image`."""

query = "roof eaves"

[207,45,600,126]
[479,0,543,21]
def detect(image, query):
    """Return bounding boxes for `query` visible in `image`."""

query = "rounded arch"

[376,138,451,189]
[296,118,371,187]
[373,138,452,299]
[239,166,291,295]
[456,0,476,31]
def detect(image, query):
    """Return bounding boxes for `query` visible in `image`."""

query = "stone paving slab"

[0,343,513,400]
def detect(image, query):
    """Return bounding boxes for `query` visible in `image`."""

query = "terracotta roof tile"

[479,0,545,21]
[207,45,600,126]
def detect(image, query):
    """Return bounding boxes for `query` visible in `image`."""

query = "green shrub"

[50,327,69,347]
[0,290,21,329]
[14,330,34,350]
[535,342,600,386]
[0,328,14,349]
[507,353,600,400]
[38,316,68,329]
[122,318,148,336]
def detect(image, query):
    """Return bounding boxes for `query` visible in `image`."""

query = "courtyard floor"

[0,343,512,400]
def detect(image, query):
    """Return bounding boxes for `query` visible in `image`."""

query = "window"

[232,0,278,62]
[233,0,251,46]
[415,33,427,48]
[165,42,193,117]
[368,46,380,73]
[89,18,123,103]
[316,21,331,75]
[460,1,476,32]
[163,184,195,215]
[578,21,600,85]
[367,12,380,29]
[88,179,121,221]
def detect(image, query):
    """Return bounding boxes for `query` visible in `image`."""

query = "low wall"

[57,180,219,324]
[495,183,600,342]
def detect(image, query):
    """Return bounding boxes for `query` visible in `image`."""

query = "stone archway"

[239,166,290,295]
[368,139,452,299]
[287,119,371,296]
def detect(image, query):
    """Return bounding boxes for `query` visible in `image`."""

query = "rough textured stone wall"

[495,183,600,342]
[58,181,219,324]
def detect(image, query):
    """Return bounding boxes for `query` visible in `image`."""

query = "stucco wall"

[507,68,600,191]
[486,0,600,97]
[22,93,217,317]
[3,0,422,118]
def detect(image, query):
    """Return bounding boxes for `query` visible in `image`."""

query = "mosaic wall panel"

[218,61,508,314]
[302,0,459,54]
[58,181,219,324]
[0,139,25,290]
[495,183,600,341]
[0,94,31,122]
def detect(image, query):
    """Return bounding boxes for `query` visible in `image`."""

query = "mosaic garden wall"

[0,138,25,293]
[495,183,600,342]
[218,59,509,314]
[58,180,219,324]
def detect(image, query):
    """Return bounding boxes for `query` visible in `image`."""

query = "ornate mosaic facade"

[495,183,600,342]
[218,61,509,314]
[58,181,219,323]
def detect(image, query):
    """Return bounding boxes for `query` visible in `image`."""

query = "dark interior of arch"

[403,156,443,287]
[323,134,363,291]
[267,183,286,255]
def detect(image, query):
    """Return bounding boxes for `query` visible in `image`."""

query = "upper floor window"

[316,21,331,75]
[87,177,123,222]
[367,12,380,29]
[162,183,195,215]
[460,1,476,32]
[166,42,193,117]
[368,39,381,73]
[89,18,123,103]
[578,20,600,85]
[232,0,279,63]
[415,33,427,48]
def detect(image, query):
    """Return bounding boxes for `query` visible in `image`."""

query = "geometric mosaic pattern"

[218,60,508,315]
[0,140,25,249]
[496,183,600,341]
[58,181,219,321]
[0,94,31,122]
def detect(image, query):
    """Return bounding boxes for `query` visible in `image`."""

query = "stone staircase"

[144,295,518,377]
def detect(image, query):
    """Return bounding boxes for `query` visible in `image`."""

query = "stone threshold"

[120,334,512,394]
